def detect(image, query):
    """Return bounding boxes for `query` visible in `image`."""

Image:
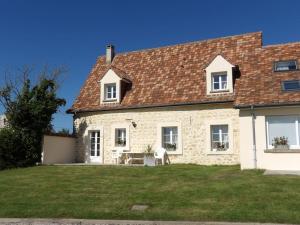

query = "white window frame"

[212,72,228,91]
[100,69,122,104]
[111,123,130,151]
[266,115,300,149]
[206,119,233,155]
[157,122,182,155]
[89,130,101,157]
[162,126,178,151]
[115,128,127,147]
[104,83,117,101]
[210,125,229,152]
[84,125,104,164]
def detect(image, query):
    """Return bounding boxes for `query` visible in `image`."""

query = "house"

[0,115,7,129]
[67,32,300,170]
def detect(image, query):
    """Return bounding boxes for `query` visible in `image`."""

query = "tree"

[0,67,66,167]
[57,128,70,135]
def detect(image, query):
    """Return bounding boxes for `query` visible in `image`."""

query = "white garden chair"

[112,149,124,164]
[154,147,167,165]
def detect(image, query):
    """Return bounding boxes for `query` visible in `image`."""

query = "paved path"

[264,170,300,176]
[0,218,293,225]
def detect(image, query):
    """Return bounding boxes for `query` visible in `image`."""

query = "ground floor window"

[211,125,229,151]
[162,126,178,151]
[266,116,300,149]
[115,128,126,147]
[90,131,100,157]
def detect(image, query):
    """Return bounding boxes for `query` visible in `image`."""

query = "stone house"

[0,115,7,129]
[67,32,300,170]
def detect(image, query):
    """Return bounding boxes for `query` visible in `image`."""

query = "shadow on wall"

[75,118,88,163]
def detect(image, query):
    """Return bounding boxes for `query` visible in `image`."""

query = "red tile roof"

[235,42,300,107]
[68,31,300,113]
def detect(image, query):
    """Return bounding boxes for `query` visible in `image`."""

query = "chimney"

[106,44,115,64]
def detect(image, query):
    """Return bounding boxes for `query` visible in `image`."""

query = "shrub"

[0,128,36,170]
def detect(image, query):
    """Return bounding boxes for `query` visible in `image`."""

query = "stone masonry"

[74,103,240,165]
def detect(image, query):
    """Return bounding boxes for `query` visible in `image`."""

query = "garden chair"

[154,147,167,165]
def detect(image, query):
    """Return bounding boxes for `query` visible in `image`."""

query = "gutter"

[235,102,300,109]
[250,105,257,169]
[67,99,234,114]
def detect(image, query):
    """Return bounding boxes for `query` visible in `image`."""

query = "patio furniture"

[126,153,144,165]
[154,148,167,165]
[112,149,125,164]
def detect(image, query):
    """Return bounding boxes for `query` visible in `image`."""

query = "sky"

[0,0,300,132]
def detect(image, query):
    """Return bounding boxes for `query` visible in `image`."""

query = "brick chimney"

[106,44,115,64]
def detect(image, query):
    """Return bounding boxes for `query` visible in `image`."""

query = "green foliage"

[57,128,70,135]
[0,128,27,170]
[0,68,66,170]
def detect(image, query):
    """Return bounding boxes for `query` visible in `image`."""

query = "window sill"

[166,151,182,155]
[264,149,300,153]
[207,150,233,155]
[102,99,117,103]
[210,90,230,94]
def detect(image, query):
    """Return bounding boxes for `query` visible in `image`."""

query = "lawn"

[0,165,300,223]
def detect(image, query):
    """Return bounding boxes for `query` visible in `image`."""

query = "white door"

[89,131,101,163]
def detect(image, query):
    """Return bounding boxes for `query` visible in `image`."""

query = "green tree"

[0,67,66,167]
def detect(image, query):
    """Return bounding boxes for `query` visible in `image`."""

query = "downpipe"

[251,105,257,169]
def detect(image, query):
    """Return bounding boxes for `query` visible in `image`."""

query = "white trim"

[84,125,104,164]
[157,122,182,155]
[100,69,122,104]
[206,119,233,155]
[111,122,130,151]
[205,55,234,95]
[266,115,300,149]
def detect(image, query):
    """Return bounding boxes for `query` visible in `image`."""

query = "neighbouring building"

[67,32,300,170]
[0,115,7,129]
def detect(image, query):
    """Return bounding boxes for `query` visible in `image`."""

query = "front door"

[89,131,101,163]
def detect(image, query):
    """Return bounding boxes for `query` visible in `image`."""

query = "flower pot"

[274,144,289,150]
[144,155,155,167]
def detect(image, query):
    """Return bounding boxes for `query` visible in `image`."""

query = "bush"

[0,128,35,170]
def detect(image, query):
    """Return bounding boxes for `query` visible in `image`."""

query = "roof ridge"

[94,31,262,60]
[263,41,300,48]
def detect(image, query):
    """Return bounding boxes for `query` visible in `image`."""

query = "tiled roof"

[69,31,300,113]
[235,42,300,107]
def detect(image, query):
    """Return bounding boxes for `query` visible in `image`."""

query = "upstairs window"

[104,83,117,100]
[274,60,298,72]
[282,80,300,91]
[212,72,228,91]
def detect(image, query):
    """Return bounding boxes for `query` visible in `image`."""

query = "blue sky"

[0,0,300,131]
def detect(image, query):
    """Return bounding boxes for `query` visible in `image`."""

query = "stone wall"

[74,104,240,165]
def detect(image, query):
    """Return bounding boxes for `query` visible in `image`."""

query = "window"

[162,127,178,151]
[266,116,300,149]
[90,131,100,157]
[212,72,228,91]
[115,128,126,147]
[282,80,300,91]
[211,125,229,151]
[104,83,117,100]
[274,60,297,72]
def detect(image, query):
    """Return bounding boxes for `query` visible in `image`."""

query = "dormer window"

[212,72,228,91]
[205,55,234,95]
[104,83,117,101]
[274,60,298,72]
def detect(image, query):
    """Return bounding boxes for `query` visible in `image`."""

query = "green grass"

[0,165,300,223]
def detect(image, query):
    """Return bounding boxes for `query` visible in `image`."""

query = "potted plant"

[144,145,155,166]
[165,143,176,151]
[213,142,227,151]
[116,139,126,147]
[272,136,289,150]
